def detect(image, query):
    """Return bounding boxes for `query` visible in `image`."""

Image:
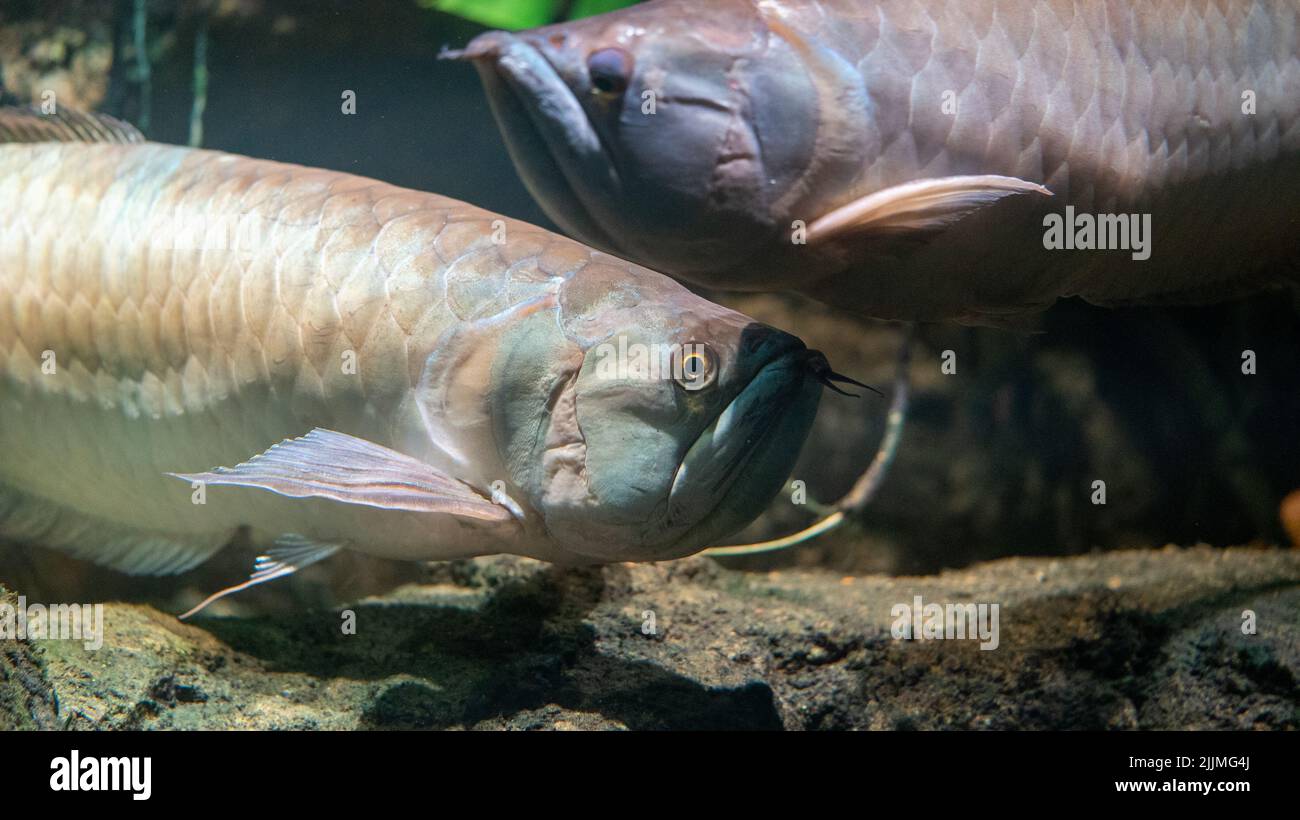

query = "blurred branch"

[188,13,208,146]
[132,0,151,132]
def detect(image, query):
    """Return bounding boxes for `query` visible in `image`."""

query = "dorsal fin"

[0,105,144,144]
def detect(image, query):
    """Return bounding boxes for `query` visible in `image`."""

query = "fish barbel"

[454,0,1300,323]
[0,109,832,589]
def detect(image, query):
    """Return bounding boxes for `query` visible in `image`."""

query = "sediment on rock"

[0,584,60,730]
[11,546,1298,730]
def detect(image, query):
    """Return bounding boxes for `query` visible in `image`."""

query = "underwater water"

[0,0,1297,736]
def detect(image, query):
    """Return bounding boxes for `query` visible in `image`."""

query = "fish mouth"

[656,348,823,558]
[446,32,623,255]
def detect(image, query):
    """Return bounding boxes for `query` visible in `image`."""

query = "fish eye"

[674,343,717,392]
[587,47,633,98]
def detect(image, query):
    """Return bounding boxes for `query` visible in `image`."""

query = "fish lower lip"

[457,33,625,255]
[659,349,818,554]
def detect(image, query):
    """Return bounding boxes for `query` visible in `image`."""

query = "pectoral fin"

[807,175,1051,243]
[169,428,514,522]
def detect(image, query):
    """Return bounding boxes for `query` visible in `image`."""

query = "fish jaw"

[452,18,825,281]
[452,30,627,258]
[659,347,822,559]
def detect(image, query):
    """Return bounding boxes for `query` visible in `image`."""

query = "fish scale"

[0,143,515,562]
[4,144,453,416]
[840,0,1297,204]
[780,0,1300,229]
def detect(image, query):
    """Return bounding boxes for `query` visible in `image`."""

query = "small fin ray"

[178,535,343,620]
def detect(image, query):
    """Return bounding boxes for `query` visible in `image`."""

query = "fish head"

[488,261,825,562]
[448,0,829,281]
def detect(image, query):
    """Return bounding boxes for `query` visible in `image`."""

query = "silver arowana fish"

[0,108,837,597]
[454,0,1300,324]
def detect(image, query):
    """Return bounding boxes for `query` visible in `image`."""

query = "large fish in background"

[0,108,839,601]
[453,0,1300,324]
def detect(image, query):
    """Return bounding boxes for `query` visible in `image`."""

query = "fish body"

[458,0,1300,323]
[0,127,824,577]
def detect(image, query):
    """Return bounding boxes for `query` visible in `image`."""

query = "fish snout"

[440,30,514,64]
[443,29,568,71]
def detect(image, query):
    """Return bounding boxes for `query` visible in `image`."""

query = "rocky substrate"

[2,545,1297,730]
